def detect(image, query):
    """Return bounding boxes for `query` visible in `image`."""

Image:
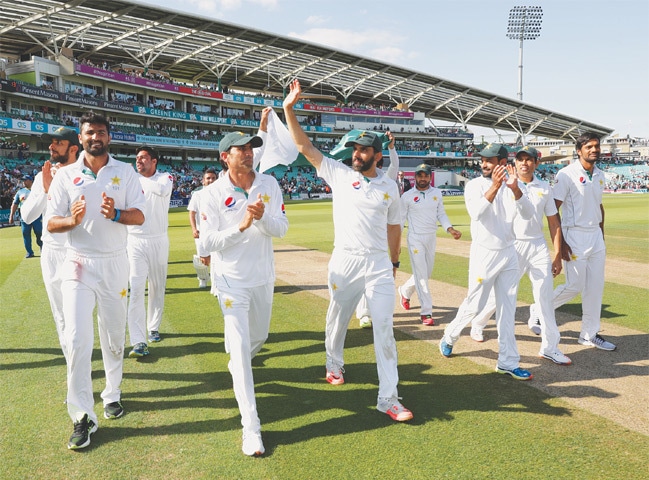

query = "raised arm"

[282,79,323,169]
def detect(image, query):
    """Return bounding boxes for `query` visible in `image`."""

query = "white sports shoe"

[539,350,572,366]
[470,327,484,342]
[528,304,541,335]
[359,316,372,329]
[578,334,616,351]
[242,430,265,456]
[198,279,207,288]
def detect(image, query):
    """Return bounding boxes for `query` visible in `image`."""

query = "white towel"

[258,109,299,173]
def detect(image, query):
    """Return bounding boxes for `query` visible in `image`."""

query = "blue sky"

[136,0,649,141]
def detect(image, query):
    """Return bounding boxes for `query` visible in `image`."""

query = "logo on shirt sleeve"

[281,204,286,215]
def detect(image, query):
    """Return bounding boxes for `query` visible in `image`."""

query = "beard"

[416,179,430,190]
[351,156,374,173]
[84,141,108,157]
[50,149,71,165]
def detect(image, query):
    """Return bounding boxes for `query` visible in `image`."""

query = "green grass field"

[1,194,648,479]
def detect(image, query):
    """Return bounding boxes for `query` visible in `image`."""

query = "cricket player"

[398,163,462,325]
[470,146,571,366]
[198,131,288,456]
[20,127,80,361]
[126,146,173,357]
[48,112,145,450]
[534,132,615,351]
[356,131,399,329]
[284,79,413,423]
[439,143,535,381]
[188,168,218,289]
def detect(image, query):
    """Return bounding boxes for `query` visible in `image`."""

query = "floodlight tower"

[506,6,543,101]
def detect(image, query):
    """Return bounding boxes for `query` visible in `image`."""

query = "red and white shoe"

[398,286,410,310]
[377,397,413,422]
[421,315,435,326]
[326,366,345,385]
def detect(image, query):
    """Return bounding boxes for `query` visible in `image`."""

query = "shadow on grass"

[559,302,625,320]
[274,285,329,295]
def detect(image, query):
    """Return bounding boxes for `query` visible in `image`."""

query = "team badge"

[224,196,236,208]
[352,181,361,190]
[73,177,84,187]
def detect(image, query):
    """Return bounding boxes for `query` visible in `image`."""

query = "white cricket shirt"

[198,171,288,288]
[317,156,401,255]
[400,186,452,235]
[464,175,533,251]
[20,171,66,248]
[128,170,173,237]
[552,161,605,230]
[48,153,146,255]
[514,175,558,241]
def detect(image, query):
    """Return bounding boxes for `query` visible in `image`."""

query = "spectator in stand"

[397,171,412,196]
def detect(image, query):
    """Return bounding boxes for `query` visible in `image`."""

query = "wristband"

[392,261,400,268]
[112,209,121,222]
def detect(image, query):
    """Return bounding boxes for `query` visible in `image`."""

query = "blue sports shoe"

[439,339,453,357]
[496,366,533,381]
[129,342,149,358]
[148,330,161,343]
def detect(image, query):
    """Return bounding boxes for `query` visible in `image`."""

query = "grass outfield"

[1,195,648,479]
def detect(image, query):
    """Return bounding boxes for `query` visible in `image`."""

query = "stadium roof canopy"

[0,0,613,140]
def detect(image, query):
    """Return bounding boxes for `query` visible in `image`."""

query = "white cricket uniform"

[48,153,145,424]
[188,188,212,286]
[188,187,204,253]
[318,156,402,400]
[127,170,173,344]
[20,169,69,360]
[472,175,563,355]
[442,176,533,370]
[355,147,399,319]
[399,186,453,316]
[551,161,606,340]
[198,172,288,435]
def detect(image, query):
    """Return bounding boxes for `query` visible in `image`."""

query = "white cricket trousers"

[326,249,400,401]
[472,238,562,354]
[355,294,370,319]
[553,227,606,340]
[443,244,521,370]
[61,250,129,425]
[41,243,67,361]
[400,232,438,316]
[127,234,169,345]
[218,281,273,434]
